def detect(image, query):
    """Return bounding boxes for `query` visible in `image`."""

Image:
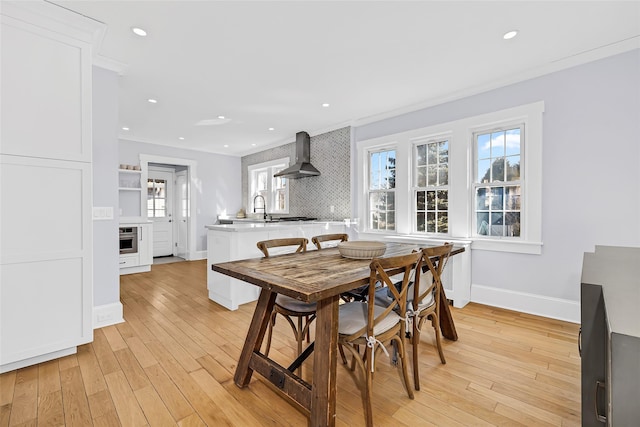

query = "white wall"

[92,66,120,308]
[119,140,242,252]
[353,50,640,320]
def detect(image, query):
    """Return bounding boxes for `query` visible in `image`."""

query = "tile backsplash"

[242,127,351,220]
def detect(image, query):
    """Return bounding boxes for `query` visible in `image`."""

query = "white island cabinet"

[206,221,346,310]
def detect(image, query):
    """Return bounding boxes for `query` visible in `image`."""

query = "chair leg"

[296,315,304,356]
[397,335,414,400]
[350,344,359,371]
[431,313,446,364]
[338,343,347,365]
[264,310,278,356]
[412,317,421,391]
[363,347,374,427]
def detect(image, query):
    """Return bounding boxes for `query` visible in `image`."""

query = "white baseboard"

[471,284,580,324]
[189,250,207,261]
[93,302,124,329]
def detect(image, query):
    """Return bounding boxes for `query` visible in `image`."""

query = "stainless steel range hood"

[273,131,320,179]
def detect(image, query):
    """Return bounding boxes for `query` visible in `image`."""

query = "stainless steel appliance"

[119,227,138,254]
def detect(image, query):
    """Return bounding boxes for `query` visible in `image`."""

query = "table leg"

[310,295,339,427]
[439,287,458,341]
[234,289,277,387]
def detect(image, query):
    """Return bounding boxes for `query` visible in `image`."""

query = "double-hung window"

[357,101,543,254]
[368,149,396,231]
[473,126,523,238]
[248,158,289,214]
[414,137,449,233]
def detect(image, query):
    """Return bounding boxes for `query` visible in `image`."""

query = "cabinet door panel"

[0,157,91,262]
[0,257,90,364]
[581,283,607,427]
[0,17,90,161]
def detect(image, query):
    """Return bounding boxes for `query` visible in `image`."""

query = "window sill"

[471,238,542,254]
[358,230,541,254]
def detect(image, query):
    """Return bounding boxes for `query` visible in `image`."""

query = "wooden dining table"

[211,242,464,427]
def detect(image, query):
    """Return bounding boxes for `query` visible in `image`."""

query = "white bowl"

[338,241,386,259]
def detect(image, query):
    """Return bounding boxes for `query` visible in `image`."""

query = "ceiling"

[52,1,640,156]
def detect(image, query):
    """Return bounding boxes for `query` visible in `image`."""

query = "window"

[414,137,449,233]
[147,179,167,218]
[356,101,543,254]
[248,158,289,214]
[474,126,522,237]
[368,149,396,231]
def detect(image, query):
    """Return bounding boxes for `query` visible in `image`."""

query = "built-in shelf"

[119,168,144,217]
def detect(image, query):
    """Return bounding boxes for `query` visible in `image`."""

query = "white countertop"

[120,217,152,225]
[206,220,347,232]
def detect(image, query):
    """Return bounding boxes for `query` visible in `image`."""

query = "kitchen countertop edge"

[206,220,347,232]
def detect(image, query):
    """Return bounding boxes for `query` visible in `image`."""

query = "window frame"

[356,101,543,254]
[367,147,397,232]
[248,157,290,215]
[472,123,524,239]
[411,134,451,235]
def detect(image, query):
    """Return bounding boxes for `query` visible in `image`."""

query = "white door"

[175,170,188,259]
[148,168,174,257]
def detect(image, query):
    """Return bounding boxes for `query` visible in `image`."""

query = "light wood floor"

[0,260,581,426]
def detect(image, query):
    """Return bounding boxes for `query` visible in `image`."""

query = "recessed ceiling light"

[322,103,330,108]
[268,127,275,131]
[178,137,185,140]
[503,30,518,40]
[251,143,257,146]
[195,117,231,126]
[223,144,229,148]
[131,27,147,37]
[148,98,157,104]
[122,127,129,131]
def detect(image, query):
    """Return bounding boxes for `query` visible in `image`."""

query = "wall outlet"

[330,205,335,213]
[97,313,112,323]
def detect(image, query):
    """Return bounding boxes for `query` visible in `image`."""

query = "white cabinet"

[206,222,346,310]
[119,222,153,275]
[0,3,100,373]
[138,223,153,266]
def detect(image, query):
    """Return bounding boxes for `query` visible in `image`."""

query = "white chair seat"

[275,294,316,313]
[338,302,400,336]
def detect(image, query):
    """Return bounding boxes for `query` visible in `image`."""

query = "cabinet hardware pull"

[595,380,607,423]
[578,328,582,356]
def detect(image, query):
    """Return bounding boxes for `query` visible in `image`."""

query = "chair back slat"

[311,233,348,250]
[256,238,308,258]
[414,243,452,310]
[343,251,422,341]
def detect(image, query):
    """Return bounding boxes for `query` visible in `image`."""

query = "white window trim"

[356,101,544,254]
[358,142,399,234]
[248,157,290,215]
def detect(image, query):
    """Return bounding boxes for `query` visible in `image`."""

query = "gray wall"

[242,127,351,220]
[119,140,242,252]
[92,66,120,307]
[354,49,640,303]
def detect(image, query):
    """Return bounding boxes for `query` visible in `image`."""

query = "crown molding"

[352,37,640,128]
[93,55,128,75]
[2,1,106,48]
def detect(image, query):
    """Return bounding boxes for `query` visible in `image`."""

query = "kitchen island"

[206,220,349,310]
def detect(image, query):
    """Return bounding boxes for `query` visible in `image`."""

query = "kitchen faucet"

[253,194,267,220]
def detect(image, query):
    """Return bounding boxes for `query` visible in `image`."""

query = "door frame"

[140,154,197,260]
